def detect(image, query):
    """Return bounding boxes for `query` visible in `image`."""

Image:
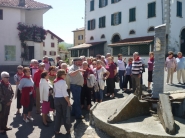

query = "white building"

[70,0,185,64]
[43,30,63,62]
[0,0,51,68]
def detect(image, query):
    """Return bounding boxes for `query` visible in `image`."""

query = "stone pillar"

[152,24,166,98]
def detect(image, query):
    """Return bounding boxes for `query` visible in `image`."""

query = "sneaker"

[178,82,182,84]
[23,118,29,123]
[27,116,33,121]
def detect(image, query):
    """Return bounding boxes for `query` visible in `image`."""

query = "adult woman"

[61,63,70,97]
[54,69,71,134]
[176,52,185,84]
[48,66,57,85]
[19,67,34,123]
[94,60,110,102]
[81,61,94,110]
[40,71,53,126]
[123,58,133,92]
[105,57,117,98]
[148,52,154,90]
[0,72,14,135]
[14,65,24,114]
[165,51,177,85]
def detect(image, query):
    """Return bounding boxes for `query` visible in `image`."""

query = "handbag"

[114,73,120,83]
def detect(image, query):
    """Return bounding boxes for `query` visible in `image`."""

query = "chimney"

[19,0,25,7]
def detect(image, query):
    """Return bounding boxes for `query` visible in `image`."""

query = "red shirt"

[33,69,43,87]
[106,63,116,78]
[83,68,94,85]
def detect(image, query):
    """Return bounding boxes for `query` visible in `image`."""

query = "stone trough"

[90,96,185,138]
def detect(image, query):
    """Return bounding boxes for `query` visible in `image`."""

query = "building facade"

[0,0,51,67]
[82,0,185,63]
[43,30,63,62]
[72,27,85,46]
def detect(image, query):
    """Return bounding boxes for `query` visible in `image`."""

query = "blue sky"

[36,0,85,44]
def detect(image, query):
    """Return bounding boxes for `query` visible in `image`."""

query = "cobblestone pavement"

[1,68,184,138]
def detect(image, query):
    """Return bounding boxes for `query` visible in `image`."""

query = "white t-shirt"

[54,80,69,98]
[94,67,107,90]
[117,60,126,70]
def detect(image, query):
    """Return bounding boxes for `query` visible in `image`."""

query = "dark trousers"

[132,75,141,97]
[119,70,125,89]
[124,75,132,89]
[0,104,10,130]
[23,95,33,114]
[81,84,92,106]
[17,89,22,109]
[71,84,82,118]
[54,97,71,132]
[106,78,115,94]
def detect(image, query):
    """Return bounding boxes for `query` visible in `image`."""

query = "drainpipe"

[161,0,164,24]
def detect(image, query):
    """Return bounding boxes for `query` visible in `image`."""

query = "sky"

[36,0,85,44]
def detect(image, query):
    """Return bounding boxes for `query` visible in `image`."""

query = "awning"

[68,41,106,50]
[109,36,154,47]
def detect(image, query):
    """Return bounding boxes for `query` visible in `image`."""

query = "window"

[78,35,83,40]
[101,34,105,39]
[90,0,94,11]
[49,51,56,56]
[111,12,121,26]
[99,0,108,8]
[148,26,154,32]
[129,30,135,35]
[51,35,54,39]
[111,0,121,4]
[43,51,47,55]
[99,16,106,28]
[0,9,3,20]
[148,2,156,18]
[43,42,45,47]
[177,1,182,17]
[113,46,128,56]
[88,19,95,30]
[71,50,78,57]
[129,8,136,22]
[90,36,94,40]
[51,43,55,47]
[79,49,87,57]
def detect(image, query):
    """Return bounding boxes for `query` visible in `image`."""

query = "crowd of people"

[0,51,185,135]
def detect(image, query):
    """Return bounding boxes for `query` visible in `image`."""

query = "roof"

[72,27,85,32]
[0,0,52,9]
[109,36,154,47]
[68,41,107,50]
[46,30,64,42]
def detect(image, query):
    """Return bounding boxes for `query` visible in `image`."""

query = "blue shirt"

[125,64,132,75]
[176,57,185,71]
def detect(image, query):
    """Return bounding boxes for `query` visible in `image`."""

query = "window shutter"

[82,35,83,40]
[103,16,106,27]
[93,19,95,29]
[118,12,121,24]
[111,14,114,25]
[88,21,90,30]
[54,52,56,55]
[153,2,156,17]
[99,0,102,8]
[129,9,131,21]
[105,0,108,6]
[90,1,92,11]
[133,8,136,21]
[92,0,94,11]
[99,17,101,28]
[49,51,51,55]
[111,0,114,4]
[179,2,182,17]
[148,3,151,18]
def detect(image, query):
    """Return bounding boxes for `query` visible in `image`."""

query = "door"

[26,46,34,60]
[180,28,185,55]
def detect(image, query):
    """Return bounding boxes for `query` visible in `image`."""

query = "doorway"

[180,28,185,55]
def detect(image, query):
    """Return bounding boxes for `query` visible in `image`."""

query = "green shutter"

[177,1,182,17]
[93,19,95,29]
[148,2,156,18]
[99,0,102,8]
[90,1,92,11]
[148,3,151,18]
[111,14,114,25]
[88,21,90,30]
[92,0,94,10]
[152,2,156,17]
[129,9,132,22]
[103,16,106,27]
[106,0,108,6]
[99,17,101,28]
[111,0,114,4]
[118,12,121,24]
[133,8,136,21]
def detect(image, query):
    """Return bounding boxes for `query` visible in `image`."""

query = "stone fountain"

[90,24,185,138]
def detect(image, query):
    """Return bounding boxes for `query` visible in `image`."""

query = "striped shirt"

[132,60,143,75]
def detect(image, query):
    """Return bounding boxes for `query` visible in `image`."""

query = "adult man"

[43,56,50,71]
[132,52,143,99]
[30,59,38,79]
[69,58,84,119]
[117,54,126,90]
[105,53,111,65]
[56,55,61,67]
[33,63,45,114]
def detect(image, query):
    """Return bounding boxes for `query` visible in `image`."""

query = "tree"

[58,43,67,51]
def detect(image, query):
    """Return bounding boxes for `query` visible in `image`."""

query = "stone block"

[157,94,176,135]
[107,94,149,124]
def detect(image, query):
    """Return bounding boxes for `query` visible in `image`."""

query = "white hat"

[1,71,10,78]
